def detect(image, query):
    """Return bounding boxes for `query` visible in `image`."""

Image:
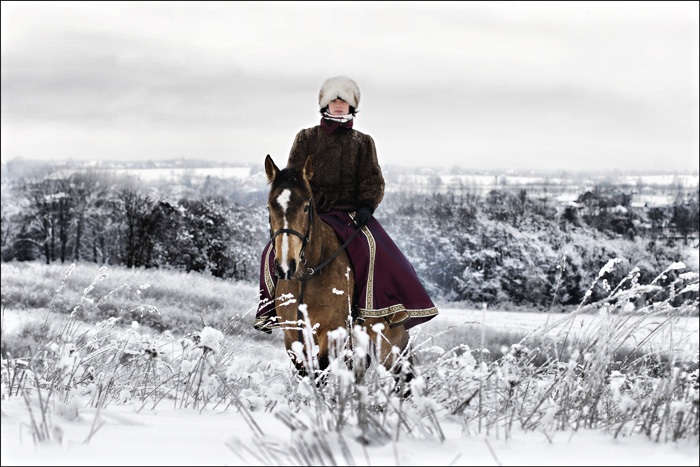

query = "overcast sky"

[1,1,698,172]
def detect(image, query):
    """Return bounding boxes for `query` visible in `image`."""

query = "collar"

[321,112,354,135]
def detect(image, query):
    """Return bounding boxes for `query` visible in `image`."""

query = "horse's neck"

[305,212,338,266]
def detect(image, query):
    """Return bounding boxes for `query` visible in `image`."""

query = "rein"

[270,200,364,345]
[299,223,363,278]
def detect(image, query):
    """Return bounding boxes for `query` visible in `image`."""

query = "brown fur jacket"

[286,125,385,214]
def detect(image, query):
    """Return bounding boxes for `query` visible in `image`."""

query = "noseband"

[268,197,362,278]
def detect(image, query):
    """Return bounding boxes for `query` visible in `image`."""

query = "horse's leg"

[304,276,353,384]
[393,346,414,398]
[314,331,330,386]
[281,328,307,377]
[371,324,414,398]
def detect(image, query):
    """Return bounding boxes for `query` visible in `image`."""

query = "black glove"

[355,206,372,227]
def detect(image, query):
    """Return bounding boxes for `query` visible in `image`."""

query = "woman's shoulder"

[297,125,321,135]
[295,125,374,144]
[293,125,322,141]
[349,128,374,145]
[351,128,372,139]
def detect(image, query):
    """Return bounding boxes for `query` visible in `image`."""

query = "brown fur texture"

[286,126,385,214]
[265,155,409,376]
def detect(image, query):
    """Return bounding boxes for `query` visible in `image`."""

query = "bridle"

[268,196,364,346]
[269,197,314,268]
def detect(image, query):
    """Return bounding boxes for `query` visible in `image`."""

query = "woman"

[255,76,438,332]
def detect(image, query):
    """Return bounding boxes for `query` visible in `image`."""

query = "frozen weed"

[1,259,697,454]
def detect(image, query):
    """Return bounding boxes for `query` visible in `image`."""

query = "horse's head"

[265,154,315,280]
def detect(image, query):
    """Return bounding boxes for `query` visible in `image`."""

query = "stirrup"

[351,303,364,327]
[388,310,409,329]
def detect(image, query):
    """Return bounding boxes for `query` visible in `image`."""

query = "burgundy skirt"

[255,211,438,331]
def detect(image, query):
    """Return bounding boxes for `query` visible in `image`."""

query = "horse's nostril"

[275,259,299,280]
[274,259,283,278]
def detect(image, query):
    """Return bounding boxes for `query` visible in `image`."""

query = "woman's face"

[328,98,350,116]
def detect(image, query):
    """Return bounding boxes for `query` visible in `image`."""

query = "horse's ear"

[264,154,279,183]
[302,155,314,182]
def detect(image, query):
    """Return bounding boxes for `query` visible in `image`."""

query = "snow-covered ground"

[2,308,698,466]
[84,166,700,190]
[2,397,698,466]
[109,166,260,183]
[69,166,698,203]
[426,307,699,355]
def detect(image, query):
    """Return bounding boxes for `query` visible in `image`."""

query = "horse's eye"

[303,205,309,212]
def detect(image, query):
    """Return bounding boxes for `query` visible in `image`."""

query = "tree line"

[1,167,698,309]
[377,183,698,309]
[1,170,269,282]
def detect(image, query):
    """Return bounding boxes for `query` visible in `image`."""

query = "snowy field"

[1,260,698,467]
[2,398,698,466]
[108,166,260,182]
[76,166,699,196]
[100,166,699,189]
[2,305,698,466]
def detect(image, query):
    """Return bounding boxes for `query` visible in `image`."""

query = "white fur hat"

[318,76,360,110]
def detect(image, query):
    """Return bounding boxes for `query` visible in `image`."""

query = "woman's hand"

[355,207,372,227]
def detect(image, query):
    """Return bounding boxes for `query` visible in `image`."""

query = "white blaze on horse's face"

[277,189,291,212]
[276,189,293,275]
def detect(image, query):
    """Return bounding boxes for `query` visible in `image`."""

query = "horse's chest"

[275,276,353,329]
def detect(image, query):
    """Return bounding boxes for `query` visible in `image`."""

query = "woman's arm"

[286,130,309,171]
[357,134,385,212]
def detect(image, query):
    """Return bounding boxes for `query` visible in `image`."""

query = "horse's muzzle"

[274,258,297,280]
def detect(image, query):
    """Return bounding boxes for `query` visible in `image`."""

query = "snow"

[200,327,224,354]
[100,167,699,199]
[619,175,699,188]
[109,167,256,182]
[2,394,697,466]
[424,308,699,356]
[632,194,677,208]
[2,306,698,465]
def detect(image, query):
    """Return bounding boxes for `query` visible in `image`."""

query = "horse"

[264,154,412,385]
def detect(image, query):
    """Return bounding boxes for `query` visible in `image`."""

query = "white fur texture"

[318,76,360,109]
[276,189,291,213]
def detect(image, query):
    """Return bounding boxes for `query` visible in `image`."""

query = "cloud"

[1,2,697,171]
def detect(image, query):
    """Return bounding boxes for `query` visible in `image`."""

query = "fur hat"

[318,76,360,110]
